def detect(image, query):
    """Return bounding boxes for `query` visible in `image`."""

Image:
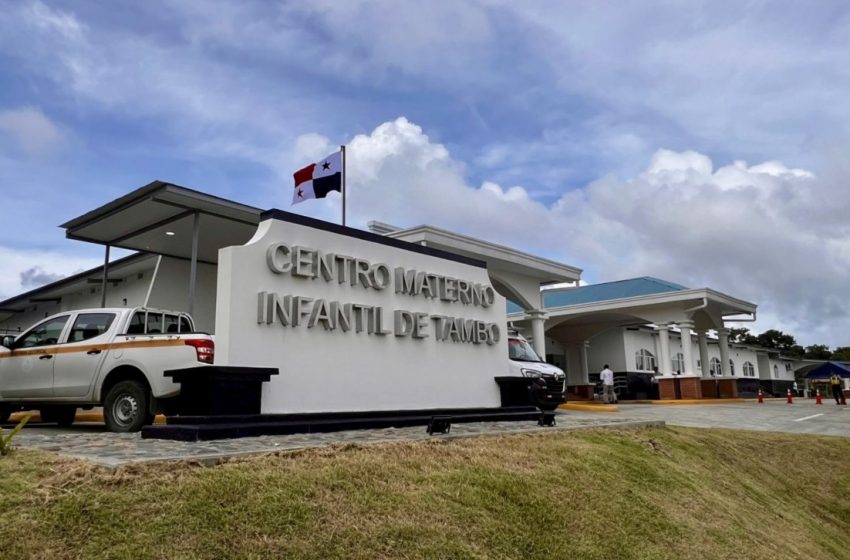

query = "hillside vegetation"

[1,427,849,560]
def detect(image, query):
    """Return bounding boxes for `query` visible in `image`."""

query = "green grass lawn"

[1,427,849,559]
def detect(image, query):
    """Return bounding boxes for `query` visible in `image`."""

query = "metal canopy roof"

[61,181,262,264]
[542,277,688,307]
[507,275,757,342]
[385,225,582,310]
[385,225,582,283]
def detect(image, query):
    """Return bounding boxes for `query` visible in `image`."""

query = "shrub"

[0,414,32,456]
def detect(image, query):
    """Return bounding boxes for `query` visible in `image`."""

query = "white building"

[1,180,806,401]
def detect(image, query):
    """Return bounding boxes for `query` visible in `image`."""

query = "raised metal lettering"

[395,267,416,294]
[394,310,414,337]
[412,312,429,339]
[308,299,334,329]
[353,259,371,288]
[331,301,351,332]
[266,243,292,274]
[293,246,315,277]
[369,263,391,290]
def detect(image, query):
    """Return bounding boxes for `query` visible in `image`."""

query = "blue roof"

[805,361,850,379]
[507,277,689,314]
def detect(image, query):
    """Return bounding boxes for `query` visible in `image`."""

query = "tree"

[787,345,805,359]
[743,329,805,358]
[804,344,832,360]
[729,327,757,344]
[755,329,798,352]
[831,347,850,362]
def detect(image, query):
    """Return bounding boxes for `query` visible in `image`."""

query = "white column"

[657,324,672,376]
[698,331,711,378]
[581,341,590,384]
[527,310,548,360]
[678,321,696,376]
[717,327,731,377]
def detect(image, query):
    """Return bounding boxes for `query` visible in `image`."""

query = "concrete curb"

[560,403,619,413]
[9,410,167,425]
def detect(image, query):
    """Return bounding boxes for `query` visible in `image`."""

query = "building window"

[743,362,755,377]
[671,352,684,373]
[773,364,779,378]
[635,349,657,371]
[785,362,792,372]
[710,357,722,376]
[729,359,735,376]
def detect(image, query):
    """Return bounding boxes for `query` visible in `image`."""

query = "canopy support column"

[698,330,710,378]
[527,309,548,359]
[657,324,672,376]
[679,321,696,376]
[99,245,110,308]
[717,327,730,376]
[581,341,590,384]
[188,211,200,317]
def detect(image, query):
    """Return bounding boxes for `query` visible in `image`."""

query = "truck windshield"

[508,337,543,362]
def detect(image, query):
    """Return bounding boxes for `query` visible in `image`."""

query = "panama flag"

[292,150,342,205]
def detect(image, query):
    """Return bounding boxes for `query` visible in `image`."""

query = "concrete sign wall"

[215,211,507,414]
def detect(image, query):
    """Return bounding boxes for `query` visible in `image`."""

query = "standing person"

[793,380,799,397]
[830,373,843,405]
[650,367,660,400]
[600,364,617,404]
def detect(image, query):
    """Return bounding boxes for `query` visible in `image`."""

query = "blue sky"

[1,0,850,346]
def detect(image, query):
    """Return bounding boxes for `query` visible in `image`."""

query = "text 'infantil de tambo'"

[256,242,501,345]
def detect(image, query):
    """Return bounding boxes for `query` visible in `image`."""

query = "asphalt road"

[569,399,850,438]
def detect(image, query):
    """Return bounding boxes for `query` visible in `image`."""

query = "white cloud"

[27,0,84,40]
[301,117,850,347]
[0,1,848,351]
[0,247,100,301]
[0,107,63,154]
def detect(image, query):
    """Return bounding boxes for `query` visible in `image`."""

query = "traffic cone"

[787,388,793,404]
[816,390,822,405]
[757,388,764,404]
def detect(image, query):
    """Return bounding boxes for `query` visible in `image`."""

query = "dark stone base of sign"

[141,406,542,442]
[165,366,279,416]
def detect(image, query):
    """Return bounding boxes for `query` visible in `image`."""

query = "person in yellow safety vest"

[830,373,843,405]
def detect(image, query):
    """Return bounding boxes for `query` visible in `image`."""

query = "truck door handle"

[87,349,102,355]
[39,354,53,360]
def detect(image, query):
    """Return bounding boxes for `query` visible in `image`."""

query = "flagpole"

[340,144,346,227]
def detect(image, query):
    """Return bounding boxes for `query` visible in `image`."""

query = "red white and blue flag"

[292,150,342,205]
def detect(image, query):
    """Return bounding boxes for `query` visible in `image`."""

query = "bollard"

[757,388,764,404]
[816,390,822,405]
[842,394,847,406]
[787,388,793,404]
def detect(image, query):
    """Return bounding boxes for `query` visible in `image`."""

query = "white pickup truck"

[0,307,214,432]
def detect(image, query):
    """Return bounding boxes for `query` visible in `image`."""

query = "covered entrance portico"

[380,224,582,358]
[508,279,757,400]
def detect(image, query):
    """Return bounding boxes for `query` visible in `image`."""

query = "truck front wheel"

[104,381,153,433]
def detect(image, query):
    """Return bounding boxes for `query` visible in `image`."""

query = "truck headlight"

[521,368,543,378]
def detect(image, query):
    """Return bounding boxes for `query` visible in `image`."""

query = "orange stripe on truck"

[0,337,187,358]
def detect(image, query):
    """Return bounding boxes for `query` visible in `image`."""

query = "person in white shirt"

[600,364,617,404]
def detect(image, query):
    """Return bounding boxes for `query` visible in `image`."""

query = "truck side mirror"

[1,335,14,348]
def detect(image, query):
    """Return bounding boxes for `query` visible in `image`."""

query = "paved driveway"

[584,400,850,437]
[5,416,661,467]
[5,399,846,467]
